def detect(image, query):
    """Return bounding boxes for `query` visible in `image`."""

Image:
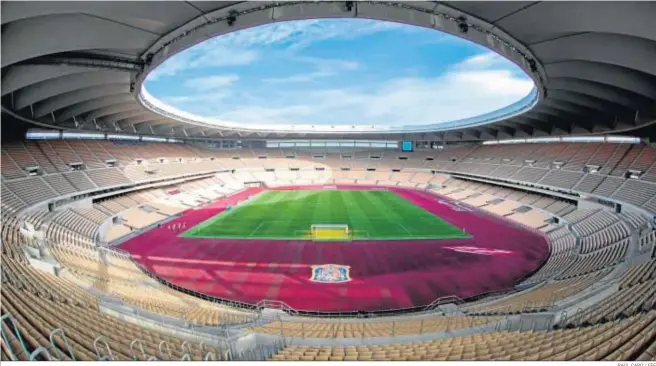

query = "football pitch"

[181,190,470,241]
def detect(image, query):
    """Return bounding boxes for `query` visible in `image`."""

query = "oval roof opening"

[144,19,536,132]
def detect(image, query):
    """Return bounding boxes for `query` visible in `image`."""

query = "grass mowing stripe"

[377,191,466,238]
[355,191,406,238]
[362,191,406,227]
[349,191,381,238]
[338,191,356,230]
[245,191,277,237]
[281,190,316,237]
[180,190,267,237]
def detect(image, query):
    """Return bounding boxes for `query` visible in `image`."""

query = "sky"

[145,19,534,127]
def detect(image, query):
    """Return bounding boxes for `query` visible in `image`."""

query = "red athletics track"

[119,186,550,312]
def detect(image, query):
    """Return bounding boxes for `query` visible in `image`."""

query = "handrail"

[558,310,568,329]
[158,340,172,361]
[98,246,132,259]
[130,339,147,360]
[93,335,114,361]
[573,308,584,327]
[29,346,52,361]
[49,328,75,361]
[256,299,299,315]
[181,340,192,357]
[1,314,28,361]
[465,287,524,307]
[0,338,17,361]
[423,295,464,312]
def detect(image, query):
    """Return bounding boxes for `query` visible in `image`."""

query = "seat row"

[580,222,631,254]
[522,228,578,284]
[465,270,610,315]
[564,259,656,327]
[269,311,656,361]
[252,316,502,339]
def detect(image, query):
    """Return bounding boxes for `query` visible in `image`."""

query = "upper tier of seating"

[2,141,655,217]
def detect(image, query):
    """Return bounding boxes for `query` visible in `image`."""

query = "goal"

[311,224,351,241]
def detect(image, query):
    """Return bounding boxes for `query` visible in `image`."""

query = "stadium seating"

[521,227,578,284]
[464,270,611,315]
[269,311,656,361]
[563,259,655,327]
[2,139,655,361]
[252,316,502,339]
[1,283,226,361]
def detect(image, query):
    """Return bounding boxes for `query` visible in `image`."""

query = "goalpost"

[311,224,351,241]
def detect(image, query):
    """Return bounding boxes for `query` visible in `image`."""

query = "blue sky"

[145,19,534,127]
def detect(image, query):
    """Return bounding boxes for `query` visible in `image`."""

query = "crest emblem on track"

[444,246,513,256]
[310,264,351,283]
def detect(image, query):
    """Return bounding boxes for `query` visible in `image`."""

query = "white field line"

[249,222,266,237]
[397,223,413,235]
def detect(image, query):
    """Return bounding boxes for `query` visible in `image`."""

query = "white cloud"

[210,51,534,126]
[219,105,316,124]
[263,71,334,84]
[164,92,231,104]
[189,46,259,68]
[295,56,360,72]
[146,19,398,81]
[147,55,191,81]
[263,56,360,84]
[146,43,258,82]
[163,74,239,108]
[149,17,536,127]
[207,19,403,50]
[184,74,239,91]
[454,51,515,72]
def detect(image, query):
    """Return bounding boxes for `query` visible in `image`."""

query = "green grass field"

[181,190,469,241]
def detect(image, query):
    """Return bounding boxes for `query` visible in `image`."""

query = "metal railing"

[243,311,516,340]
[256,300,298,315]
[2,308,245,361]
[49,328,75,360]
[1,314,29,361]
[464,287,522,304]
[423,295,464,312]
[232,338,287,361]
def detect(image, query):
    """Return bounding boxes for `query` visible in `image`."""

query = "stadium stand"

[252,316,502,339]
[2,141,655,361]
[270,311,656,361]
[2,1,656,361]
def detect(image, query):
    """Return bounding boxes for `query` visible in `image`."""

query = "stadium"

[1,0,655,362]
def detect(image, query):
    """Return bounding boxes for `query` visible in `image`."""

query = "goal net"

[311,224,351,241]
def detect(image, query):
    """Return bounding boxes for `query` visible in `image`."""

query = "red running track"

[119,186,549,312]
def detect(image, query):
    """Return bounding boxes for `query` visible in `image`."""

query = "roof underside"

[2,1,655,141]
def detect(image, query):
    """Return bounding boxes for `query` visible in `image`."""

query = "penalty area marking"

[352,230,370,239]
[294,230,312,238]
[397,223,412,235]
[249,222,266,237]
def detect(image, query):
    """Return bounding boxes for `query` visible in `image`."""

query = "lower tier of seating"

[269,311,655,361]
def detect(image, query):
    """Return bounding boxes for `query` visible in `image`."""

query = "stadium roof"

[2,1,655,141]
